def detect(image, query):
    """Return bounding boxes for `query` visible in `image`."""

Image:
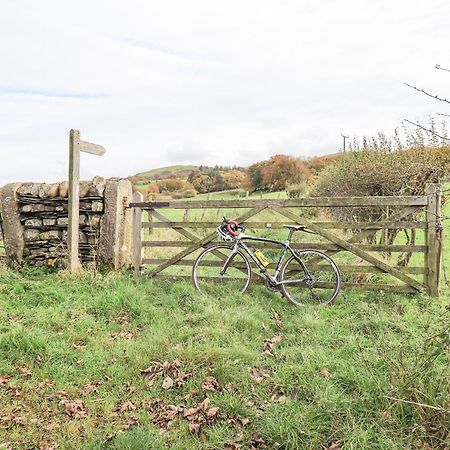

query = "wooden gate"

[130,184,443,296]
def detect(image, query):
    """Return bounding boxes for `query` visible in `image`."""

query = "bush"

[157,179,185,192]
[311,147,450,241]
[286,182,308,198]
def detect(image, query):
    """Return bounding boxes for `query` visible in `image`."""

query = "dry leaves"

[323,441,343,450]
[59,399,87,419]
[202,376,220,392]
[319,369,332,379]
[272,312,283,328]
[262,335,282,356]
[250,367,270,384]
[162,376,174,390]
[182,397,220,434]
[81,383,97,396]
[140,359,191,390]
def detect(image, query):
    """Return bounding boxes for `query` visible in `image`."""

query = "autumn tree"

[222,170,248,189]
[248,155,310,192]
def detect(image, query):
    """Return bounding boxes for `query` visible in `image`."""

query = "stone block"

[43,218,56,226]
[92,201,104,212]
[57,217,69,226]
[89,176,106,196]
[24,229,41,242]
[59,181,69,198]
[39,230,61,240]
[24,218,43,227]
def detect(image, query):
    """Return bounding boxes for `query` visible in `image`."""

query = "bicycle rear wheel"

[192,244,252,296]
[280,250,341,306]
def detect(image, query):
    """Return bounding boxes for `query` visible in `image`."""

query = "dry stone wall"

[0,178,133,269]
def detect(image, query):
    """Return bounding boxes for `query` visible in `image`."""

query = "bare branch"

[436,64,450,73]
[436,112,450,117]
[404,83,450,105]
[403,119,450,142]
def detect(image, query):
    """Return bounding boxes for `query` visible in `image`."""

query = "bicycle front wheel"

[280,250,341,306]
[192,244,252,296]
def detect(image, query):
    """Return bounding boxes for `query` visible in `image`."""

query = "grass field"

[0,193,449,449]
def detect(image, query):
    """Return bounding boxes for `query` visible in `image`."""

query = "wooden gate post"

[425,184,442,297]
[132,192,144,277]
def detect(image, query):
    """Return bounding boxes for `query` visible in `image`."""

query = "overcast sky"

[1,0,449,184]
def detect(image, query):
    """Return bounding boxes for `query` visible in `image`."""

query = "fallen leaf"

[119,401,137,413]
[250,367,270,383]
[206,406,219,418]
[72,342,86,350]
[188,421,201,434]
[202,376,220,392]
[162,376,174,390]
[16,366,32,376]
[81,383,97,395]
[60,399,87,419]
[273,312,283,327]
[319,369,332,379]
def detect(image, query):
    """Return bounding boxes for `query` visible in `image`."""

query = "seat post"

[287,228,295,242]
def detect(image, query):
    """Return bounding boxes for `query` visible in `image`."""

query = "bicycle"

[192,218,341,306]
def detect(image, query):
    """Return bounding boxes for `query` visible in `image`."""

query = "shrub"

[248,155,310,192]
[286,182,308,198]
[157,179,185,192]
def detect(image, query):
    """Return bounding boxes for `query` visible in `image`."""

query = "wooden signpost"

[68,129,106,273]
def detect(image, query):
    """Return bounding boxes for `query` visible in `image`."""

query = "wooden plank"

[142,240,426,252]
[131,196,428,209]
[79,140,106,156]
[425,184,442,297]
[68,129,81,273]
[146,274,418,293]
[145,206,267,278]
[149,209,264,280]
[143,258,426,274]
[132,192,144,277]
[143,220,427,230]
[271,205,427,292]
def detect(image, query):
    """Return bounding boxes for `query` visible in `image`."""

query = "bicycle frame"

[220,232,313,286]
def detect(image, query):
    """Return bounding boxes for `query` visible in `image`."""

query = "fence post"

[425,184,442,297]
[132,192,143,277]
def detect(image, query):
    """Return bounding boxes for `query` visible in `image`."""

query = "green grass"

[0,268,448,449]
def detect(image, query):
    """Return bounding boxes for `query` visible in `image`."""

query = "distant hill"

[133,165,198,181]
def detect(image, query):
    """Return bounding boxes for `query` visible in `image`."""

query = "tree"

[191,174,214,193]
[222,170,247,189]
[260,155,310,191]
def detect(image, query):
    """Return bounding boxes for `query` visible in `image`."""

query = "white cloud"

[0,0,449,184]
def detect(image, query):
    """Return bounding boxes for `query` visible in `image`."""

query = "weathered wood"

[270,205,427,292]
[130,196,428,209]
[68,129,81,273]
[78,140,106,156]
[142,220,427,230]
[425,184,442,297]
[143,258,426,274]
[132,192,144,277]
[145,274,418,293]
[149,209,265,280]
[142,240,426,252]
[146,206,267,278]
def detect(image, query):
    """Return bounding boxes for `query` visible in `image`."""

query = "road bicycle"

[192,218,341,306]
